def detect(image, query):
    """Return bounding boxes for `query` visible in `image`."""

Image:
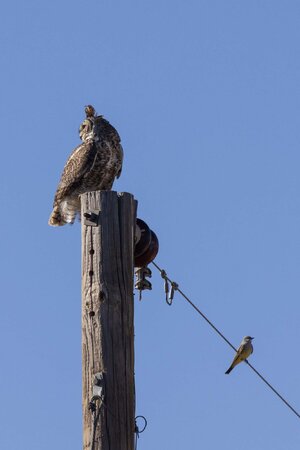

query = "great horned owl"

[48,105,123,226]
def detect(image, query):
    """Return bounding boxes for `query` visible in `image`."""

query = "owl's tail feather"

[48,207,67,227]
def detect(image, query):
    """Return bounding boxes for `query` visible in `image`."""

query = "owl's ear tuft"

[85,105,96,118]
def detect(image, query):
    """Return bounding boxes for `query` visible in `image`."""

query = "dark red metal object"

[134,219,159,267]
[135,219,151,257]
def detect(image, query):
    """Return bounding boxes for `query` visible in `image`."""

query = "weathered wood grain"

[81,191,137,450]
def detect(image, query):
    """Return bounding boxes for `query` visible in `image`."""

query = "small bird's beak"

[251,337,255,340]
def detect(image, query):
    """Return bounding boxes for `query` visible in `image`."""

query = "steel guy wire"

[151,260,300,421]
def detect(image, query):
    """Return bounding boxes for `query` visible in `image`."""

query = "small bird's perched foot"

[225,336,254,374]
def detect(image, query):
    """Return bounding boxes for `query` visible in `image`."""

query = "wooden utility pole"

[81,191,136,450]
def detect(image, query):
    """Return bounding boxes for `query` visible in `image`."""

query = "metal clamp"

[83,210,100,226]
[135,267,152,300]
[91,372,105,401]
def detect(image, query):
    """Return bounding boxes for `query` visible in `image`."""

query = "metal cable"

[89,395,147,449]
[151,260,300,421]
[89,398,103,450]
[134,416,147,450]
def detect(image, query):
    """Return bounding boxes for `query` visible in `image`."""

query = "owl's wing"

[53,141,98,204]
[94,116,123,179]
[116,143,124,179]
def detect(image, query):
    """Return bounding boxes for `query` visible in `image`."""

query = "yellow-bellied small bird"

[225,336,254,374]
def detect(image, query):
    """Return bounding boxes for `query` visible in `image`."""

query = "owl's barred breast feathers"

[48,106,123,226]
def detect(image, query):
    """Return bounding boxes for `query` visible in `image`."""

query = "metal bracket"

[134,267,152,300]
[83,209,100,227]
[91,372,105,401]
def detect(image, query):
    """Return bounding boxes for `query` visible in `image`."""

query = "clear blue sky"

[1,1,300,448]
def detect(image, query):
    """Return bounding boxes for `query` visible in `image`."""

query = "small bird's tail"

[225,366,233,375]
